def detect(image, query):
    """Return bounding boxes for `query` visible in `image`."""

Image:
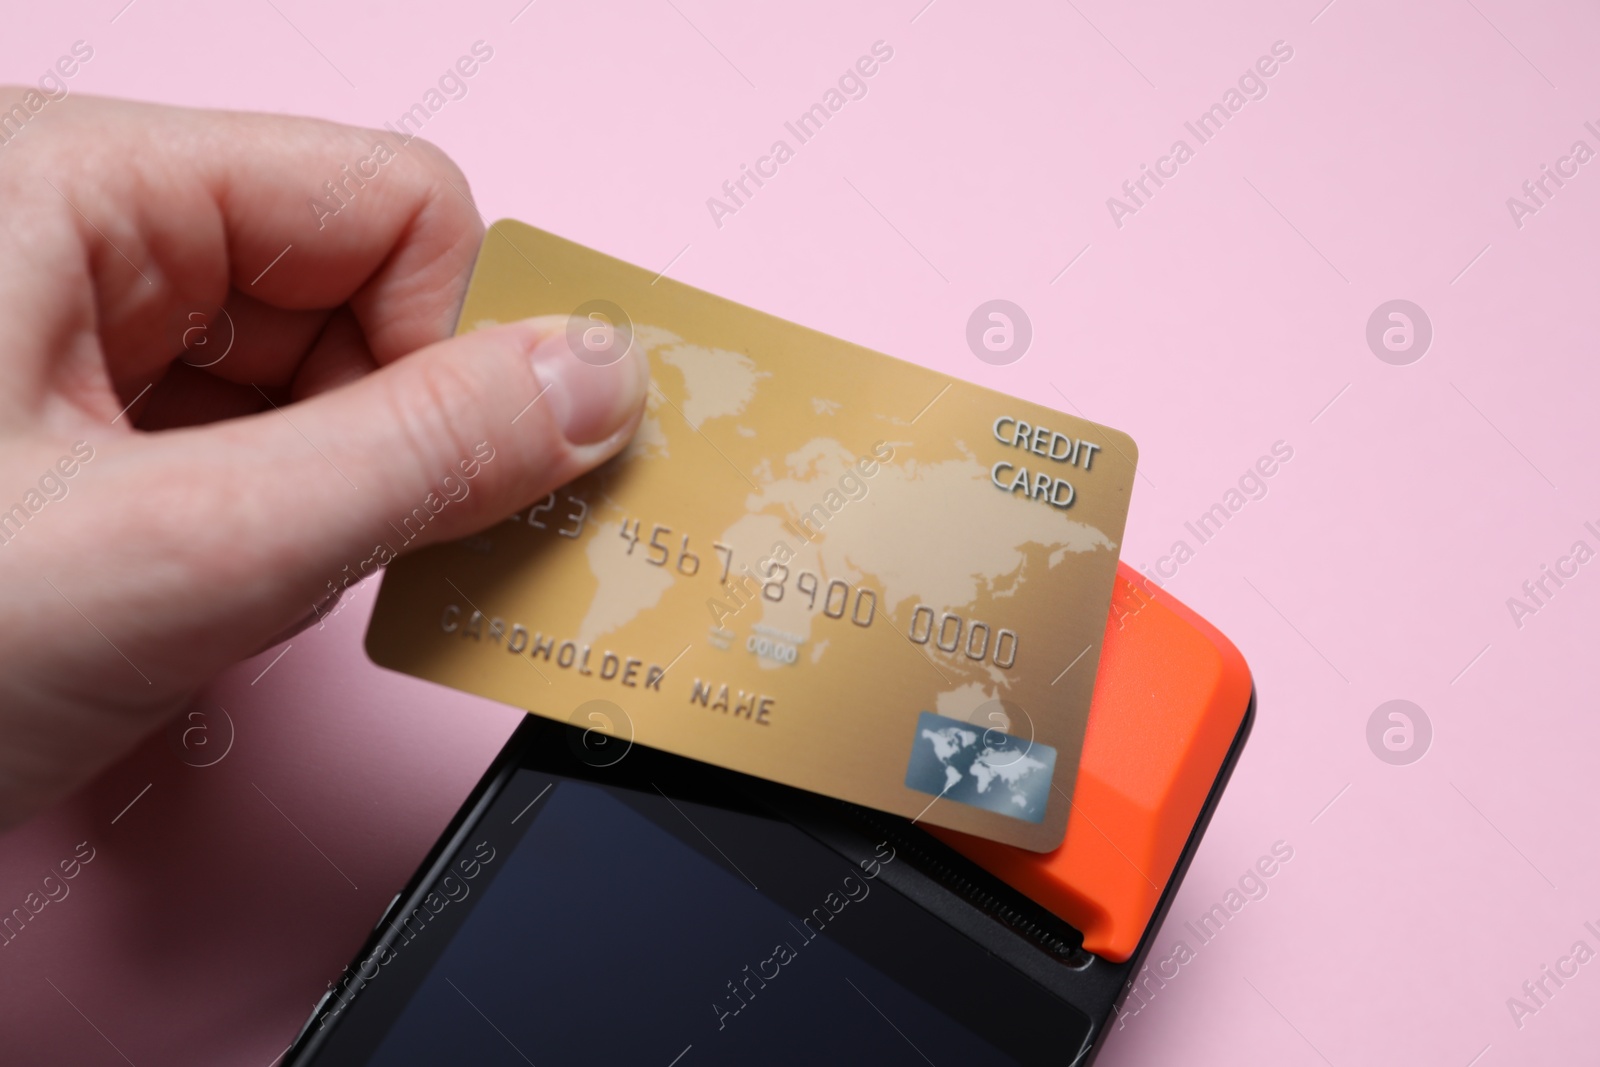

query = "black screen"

[300,731,1089,1066]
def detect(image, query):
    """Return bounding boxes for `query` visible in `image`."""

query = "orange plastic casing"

[929,563,1253,962]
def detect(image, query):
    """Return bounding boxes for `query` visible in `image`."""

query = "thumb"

[141,313,649,643]
[289,312,650,550]
[0,314,646,820]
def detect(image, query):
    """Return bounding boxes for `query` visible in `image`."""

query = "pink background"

[4,0,1598,1063]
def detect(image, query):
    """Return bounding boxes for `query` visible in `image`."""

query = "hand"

[0,93,648,830]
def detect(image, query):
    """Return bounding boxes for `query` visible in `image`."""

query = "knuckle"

[409,135,455,172]
[408,136,469,189]
[387,357,488,483]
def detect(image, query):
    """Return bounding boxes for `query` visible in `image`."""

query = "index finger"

[0,92,486,417]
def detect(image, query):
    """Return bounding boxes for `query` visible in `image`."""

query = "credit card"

[365,220,1137,851]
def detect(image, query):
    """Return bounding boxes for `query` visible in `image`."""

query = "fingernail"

[526,328,647,445]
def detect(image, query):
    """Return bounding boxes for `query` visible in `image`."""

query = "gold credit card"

[366,220,1137,851]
